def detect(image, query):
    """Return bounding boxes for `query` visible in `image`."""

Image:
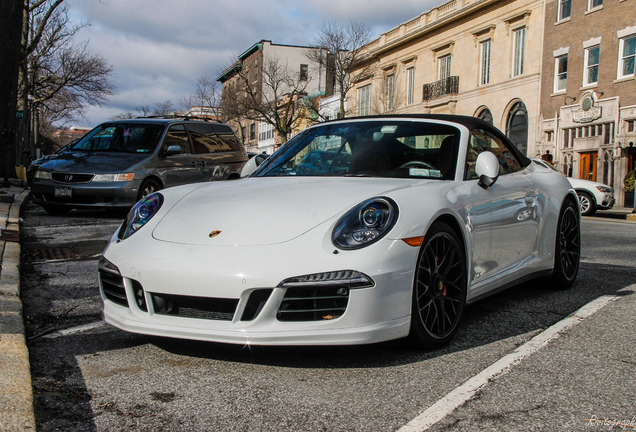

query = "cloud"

[64,0,439,126]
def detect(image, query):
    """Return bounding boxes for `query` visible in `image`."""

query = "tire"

[409,222,467,349]
[577,191,596,216]
[137,179,162,201]
[550,199,580,290]
[42,205,71,215]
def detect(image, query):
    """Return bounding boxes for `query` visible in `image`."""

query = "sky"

[65,0,440,128]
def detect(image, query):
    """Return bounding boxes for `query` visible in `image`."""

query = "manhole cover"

[24,246,75,261]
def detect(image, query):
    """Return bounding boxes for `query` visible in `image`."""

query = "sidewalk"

[0,184,35,431]
[593,206,636,222]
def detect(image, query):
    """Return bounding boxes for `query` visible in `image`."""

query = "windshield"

[253,120,461,180]
[70,123,163,154]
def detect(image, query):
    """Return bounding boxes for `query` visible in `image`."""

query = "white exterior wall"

[349,0,545,157]
[262,41,328,99]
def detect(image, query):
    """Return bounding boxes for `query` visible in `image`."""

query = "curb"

[0,188,35,431]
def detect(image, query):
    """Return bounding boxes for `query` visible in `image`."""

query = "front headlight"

[118,193,163,240]
[332,197,398,250]
[596,185,613,193]
[34,170,51,180]
[93,173,134,182]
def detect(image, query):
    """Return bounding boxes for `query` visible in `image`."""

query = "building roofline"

[217,39,329,82]
[364,0,497,58]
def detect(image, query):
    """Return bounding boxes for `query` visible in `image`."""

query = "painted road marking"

[398,291,627,432]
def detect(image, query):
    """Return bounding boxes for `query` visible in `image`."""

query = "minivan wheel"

[137,179,161,200]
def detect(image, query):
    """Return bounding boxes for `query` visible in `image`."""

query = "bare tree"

[19,0,114,159]
[172,74,224,120]
[306,20,373,119]
[111,100,179,120]
[222,55,312,145]
[191,75,223,116]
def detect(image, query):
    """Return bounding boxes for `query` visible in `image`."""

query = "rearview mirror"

[475,151,499,189]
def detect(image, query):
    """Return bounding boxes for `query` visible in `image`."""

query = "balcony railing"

[422,76,459,101]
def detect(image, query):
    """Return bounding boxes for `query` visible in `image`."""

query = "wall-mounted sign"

[572,94,602,123]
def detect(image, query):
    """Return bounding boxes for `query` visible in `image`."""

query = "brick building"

[218,40,334,154]
[539,0,636,205]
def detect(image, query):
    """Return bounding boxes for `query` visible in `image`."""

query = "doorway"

[580,152,597,181]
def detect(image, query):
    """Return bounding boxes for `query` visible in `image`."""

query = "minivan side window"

[215,126,241,152]
[465,129,523,180]
[164,125,191,153]
[187,123,225,154]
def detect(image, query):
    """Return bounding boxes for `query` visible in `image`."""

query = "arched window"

[506,101,528,155]
[477,108,493,125]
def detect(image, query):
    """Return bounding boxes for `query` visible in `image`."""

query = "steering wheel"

[398,161,434,170]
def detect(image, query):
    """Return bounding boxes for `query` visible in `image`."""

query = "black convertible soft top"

[321,114,531,168]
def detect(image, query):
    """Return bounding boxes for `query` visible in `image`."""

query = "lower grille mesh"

[151,293,238,321]
[99,269,128,307]
[277,286,349,321]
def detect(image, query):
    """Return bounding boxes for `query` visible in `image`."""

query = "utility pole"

[0,0,25,185]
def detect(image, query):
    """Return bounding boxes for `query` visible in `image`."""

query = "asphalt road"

[19,200,636,432]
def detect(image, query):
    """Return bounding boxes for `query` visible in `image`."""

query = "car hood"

[37,151,149,173]
[567,177,610,191]
[152,177,422,246]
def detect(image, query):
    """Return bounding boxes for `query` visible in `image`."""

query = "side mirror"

[240,153,269,177]
[475,151,499,189]
[163,145,181,157]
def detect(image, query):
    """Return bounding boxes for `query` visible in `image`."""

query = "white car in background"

[533,159,614,216]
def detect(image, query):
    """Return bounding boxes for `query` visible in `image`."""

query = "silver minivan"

[31,118,247,214]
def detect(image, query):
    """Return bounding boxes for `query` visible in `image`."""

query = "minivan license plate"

[54,187,72,198]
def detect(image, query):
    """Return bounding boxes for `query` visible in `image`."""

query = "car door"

[463,129,539,294]
[157,124,202,187]
[186,123,246,181]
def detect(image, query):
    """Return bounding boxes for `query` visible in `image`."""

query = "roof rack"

[135,115,222,123]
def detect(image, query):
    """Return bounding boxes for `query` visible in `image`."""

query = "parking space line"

[397,293,624,432]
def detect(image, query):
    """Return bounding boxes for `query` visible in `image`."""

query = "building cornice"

[363,0,497,58]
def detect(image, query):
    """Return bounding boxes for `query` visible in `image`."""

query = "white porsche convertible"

[99,115,581,349]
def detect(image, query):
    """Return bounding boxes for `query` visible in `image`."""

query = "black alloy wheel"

[410,222,467,349]
[551,199,580,289]
[137,179,161,201]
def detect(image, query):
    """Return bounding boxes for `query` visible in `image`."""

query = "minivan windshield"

[70,123,163,154]
[252,120,461,180]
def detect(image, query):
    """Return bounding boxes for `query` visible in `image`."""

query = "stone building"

[349,0,545,157]
[538,0,636,206]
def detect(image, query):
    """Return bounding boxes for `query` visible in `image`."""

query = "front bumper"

[31,178,140,209]
[598,192,615,210]
[99,233,417,346]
